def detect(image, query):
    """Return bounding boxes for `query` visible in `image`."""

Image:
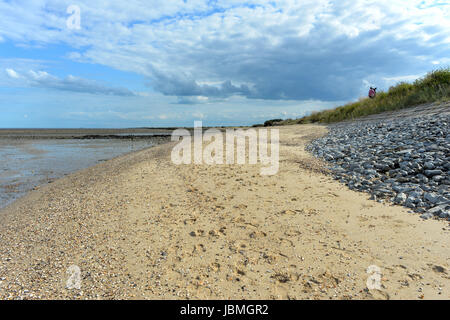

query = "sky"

[0,0,449,128]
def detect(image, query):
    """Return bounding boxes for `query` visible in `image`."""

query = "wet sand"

[0,136,170,209]
[0,124,448,300]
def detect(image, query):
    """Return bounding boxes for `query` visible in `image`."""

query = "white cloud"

[6,68,20,79]
[4,68,137,96]
[192,111,205,119]
[382,74,423,83]
[0,0,449,103]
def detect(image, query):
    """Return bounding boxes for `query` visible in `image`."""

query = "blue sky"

[0,0,449,128]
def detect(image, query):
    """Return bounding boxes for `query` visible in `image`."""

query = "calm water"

[0,138,165,209]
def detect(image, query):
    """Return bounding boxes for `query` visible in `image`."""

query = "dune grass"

[273,68,450,125]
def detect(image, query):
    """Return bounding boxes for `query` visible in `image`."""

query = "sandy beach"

[0,124,448,300]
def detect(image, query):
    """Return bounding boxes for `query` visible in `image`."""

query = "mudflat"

[0,128,174,139]
[0,135,171,209]
[0,124,448,299]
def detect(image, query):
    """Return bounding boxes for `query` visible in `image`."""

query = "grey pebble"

[307,113,449,220]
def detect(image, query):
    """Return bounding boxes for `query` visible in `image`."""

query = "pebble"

[307,113,449,220]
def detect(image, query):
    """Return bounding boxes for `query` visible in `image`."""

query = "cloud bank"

[0,0,449,105]
[5,68,137,96]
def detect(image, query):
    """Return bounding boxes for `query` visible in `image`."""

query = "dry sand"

[0,124,448,300]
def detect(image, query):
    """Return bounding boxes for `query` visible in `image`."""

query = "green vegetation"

[271,68,450,125]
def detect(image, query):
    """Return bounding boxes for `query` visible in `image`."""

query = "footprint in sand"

[193,244,206,253]
[189,230,205,237]
[249,231,267,239]
[209,262,221,272]
[208,227,226,238]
